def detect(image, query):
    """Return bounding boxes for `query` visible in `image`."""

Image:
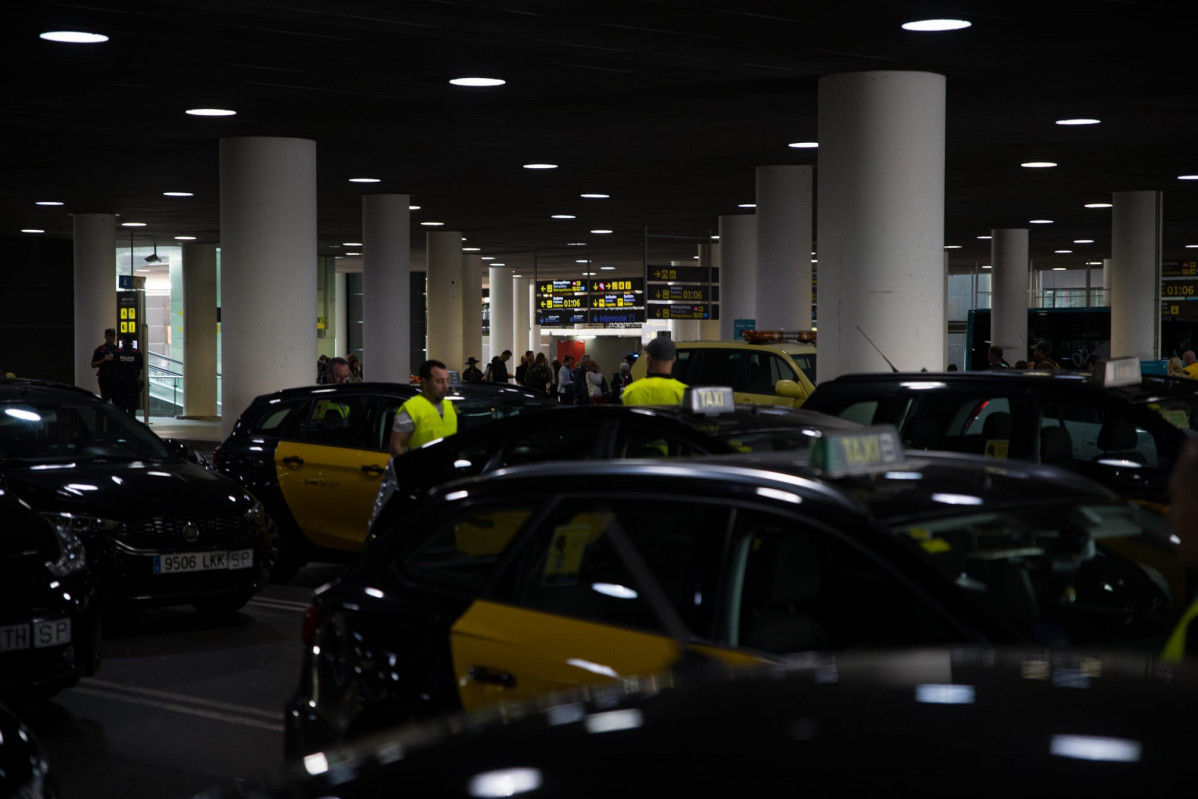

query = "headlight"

[244,499,265,527]
[40,515,95,576]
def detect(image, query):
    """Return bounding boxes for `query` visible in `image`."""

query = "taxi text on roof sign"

[1093,357,1142,389]
[808,426,904,477]
[684,386,735,414]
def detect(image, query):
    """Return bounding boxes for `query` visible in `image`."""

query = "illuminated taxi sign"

[807,426,904,477]
[1093,357,1142,388]
[684,386,735,414]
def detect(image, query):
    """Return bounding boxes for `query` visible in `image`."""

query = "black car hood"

[2,460,253,518]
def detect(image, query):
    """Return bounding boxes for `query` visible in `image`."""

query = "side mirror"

[162,437,209,468]
[775,379,807,399]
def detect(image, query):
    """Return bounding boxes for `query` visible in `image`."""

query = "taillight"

[301,604,321,646]
[211,444,223,469]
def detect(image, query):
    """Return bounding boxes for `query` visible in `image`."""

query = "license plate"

[153,549,254,574]
[0,619,71,652]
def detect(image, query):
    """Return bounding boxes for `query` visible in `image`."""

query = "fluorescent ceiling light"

[174,236,196,240]
[981,265,992,269]
[345,252,361,256]
[1056,118,1100,126]
[343,242,363,246]
[580,193,609,199]
[523,163,557,169]
[944,245,961,249]
[463,247,481,252]
[1052,267,1067,271]
[551,214,576,219]
[21,229,44,234]
[449,77,505,87]
[567,242,587,246]
[600,266,615,270]
[1029,219,1054,224]
[1054,250,1073,254]
[421,221,444,226]
[481,256,495,260]
[788,141,819,148]
[40,31,108,43]
[35,201,64,206]
[590,229,613,234]
[1085,203,1113,208]
[1178,175,1198,180]
[1074,239,1095,244]
[121,222,146,227]
[163,191,193,197]
[977,235,992,240]
[409,204,421,210]
[575,259,589,264]
[902,19,971,31]
[1021,161,1058,168]
[738,203,756,208]
[185,108,236,116]
[490,262,505,266]
[348,177,380,183]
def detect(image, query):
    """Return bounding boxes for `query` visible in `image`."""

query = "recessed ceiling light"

[174,236,197,241]
[1054,250,1073,254]
[449,77,505,87]
[977,235,992,240]
[901,19,971,32]
[1085,203,1113,208]
[788,142,819,149]
[482,256,495,260]
[1179,175,1198,181]
[575,259,589,264]
[567,242,587,246]
[343,242,363,246]
[711,235,720,240]
[409,205,421,210]
[345,252,362,256]
[35,201,64,206]
[348,177,381,183]
[600,266,615,270]
[1086,261,1102,265]
[738,203,756,208]
[463,247,481,252]
[1021,161,1057,168]
[551,214,576,219]
[1029,219,1054,224]
[1051,267,1067,271]
[163,191,193,197]
[185,108,236,117]
[1073,239,1095,244]
[1187,245,1198,249]
[420,222,444,226]
[944,245,962,249]
[20,229,45,234]
[590,229,613,234]
[582,272,596,276]
[121,222,146,227]
[981,265,992,269]
[523,163,557,170]
[490,262,506,266]
[40,30,108,43]
[1056,118,1100,126]
[580,193,609,199]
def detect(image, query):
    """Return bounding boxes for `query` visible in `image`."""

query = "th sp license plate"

[153,549,253,574]
[0,619,71,652]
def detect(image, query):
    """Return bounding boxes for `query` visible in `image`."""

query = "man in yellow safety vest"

[389,359,457,456]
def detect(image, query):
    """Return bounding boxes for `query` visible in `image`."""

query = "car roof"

[433,446,1113,521]
[243,380,552,405]
[455,402,855,434]
[0,377,106,403]
[673,339,817,354]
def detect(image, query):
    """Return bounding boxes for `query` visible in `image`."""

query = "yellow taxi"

[631,330,817,407]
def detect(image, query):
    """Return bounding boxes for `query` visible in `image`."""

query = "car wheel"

[192,589,253,616]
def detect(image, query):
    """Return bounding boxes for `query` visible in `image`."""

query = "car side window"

[248,399,307,436]
[398,502,538,593]
[726,509,957,654]
[493,499,726,637]
[687,349,748,391]
[1041,400,1159,468]
[904,394,1010,456]
[614,419,707,458]
[292,396,371,449]
[497,423,604,467]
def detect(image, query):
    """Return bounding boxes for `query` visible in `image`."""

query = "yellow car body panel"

[275,440,388,551]
[632,339,817,408]
[450,599,766,712]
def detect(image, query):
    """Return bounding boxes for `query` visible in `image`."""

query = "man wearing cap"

[463,357,483,383]
[390,359,457,456]
[90,328,119,402]
[621,336,687,406]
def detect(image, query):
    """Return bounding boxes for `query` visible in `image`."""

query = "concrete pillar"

[362,194,411,383]
[718,214,757,339]
[489,265,514,358]
[181,242,218,418]
[756,165,813,330]
[1110,190,1162,360]
[513,276,531,355]
[817,71,946,378]
[426,230,465,367]
[334,271,347,360]
[462,254,483,366]
[529,279,543,354]
[219,137,317,437]
[73,213,117,392]
[990,229,1029,368]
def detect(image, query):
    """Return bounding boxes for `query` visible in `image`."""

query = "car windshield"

[0,399,171,464]
[714,428,824,454]
[889,501,1178,650]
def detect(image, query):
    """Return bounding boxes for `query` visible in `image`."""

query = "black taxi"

[1,378,271,615]
[284,428,1178,755]
[367,387,861,538]
[214,382,558,579]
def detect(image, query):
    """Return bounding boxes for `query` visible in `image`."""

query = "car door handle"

[281,455,304,466]
[360,464,385,476]
[466,665,517,688]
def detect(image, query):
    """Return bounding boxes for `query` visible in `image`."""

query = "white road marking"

[75,678,284,732]
[248,596,311,612]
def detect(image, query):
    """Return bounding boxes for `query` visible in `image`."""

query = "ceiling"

[6,1,1197,282]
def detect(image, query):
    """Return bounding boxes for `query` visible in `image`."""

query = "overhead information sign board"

[647,265,718,283]
[648,304,719,320]
[536,277,644,327]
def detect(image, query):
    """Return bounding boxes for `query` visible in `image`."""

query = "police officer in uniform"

[113,339,144,417]
[90,328,119,402]
[621,336,687,406]
[390,359,457,456]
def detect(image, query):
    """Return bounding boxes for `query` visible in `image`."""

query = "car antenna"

[856,325,899,373]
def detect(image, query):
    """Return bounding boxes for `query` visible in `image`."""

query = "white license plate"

[153,549,254,574]
[0,619,71,652]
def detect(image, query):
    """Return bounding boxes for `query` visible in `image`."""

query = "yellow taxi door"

[275,440,388,551]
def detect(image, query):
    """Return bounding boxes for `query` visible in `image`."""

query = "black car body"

[802,369,1198,508]
[285,431,1177,754]
[0,488,100,698]
[1,379,271,614]
[0,702,57,797]
[213,382,559,578]
[219,647,1198,799]
[368,399,861,537]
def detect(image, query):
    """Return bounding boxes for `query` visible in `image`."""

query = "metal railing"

[146,351,221,417]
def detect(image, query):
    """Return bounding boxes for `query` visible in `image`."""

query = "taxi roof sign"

[684,386,735,415]
[807,426,904,478]
[1092,357,1142,389]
